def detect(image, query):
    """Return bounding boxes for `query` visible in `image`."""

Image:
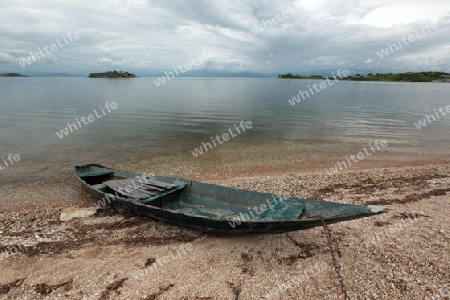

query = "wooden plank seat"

[104,177,177,200]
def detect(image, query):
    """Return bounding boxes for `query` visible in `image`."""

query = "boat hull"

[74,164,386,234]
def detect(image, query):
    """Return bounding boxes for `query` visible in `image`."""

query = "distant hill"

[278,71,450,82]
[0,73,29,77]
[341,71,450,82]
[278,73,325,79]
[88,70,136,78]
[26,72,75,77]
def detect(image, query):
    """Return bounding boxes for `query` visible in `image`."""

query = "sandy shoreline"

[0,162,449,299]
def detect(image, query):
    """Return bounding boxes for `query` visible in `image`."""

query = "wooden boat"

[74,164,386,234]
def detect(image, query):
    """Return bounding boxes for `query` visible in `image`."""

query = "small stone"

[60,207,97,221]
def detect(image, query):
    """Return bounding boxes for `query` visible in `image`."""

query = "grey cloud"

[0,0,449,76]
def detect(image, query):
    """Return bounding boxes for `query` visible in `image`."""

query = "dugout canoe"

[74,164,386,234]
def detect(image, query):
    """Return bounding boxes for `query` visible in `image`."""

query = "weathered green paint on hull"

[74,164,386,234]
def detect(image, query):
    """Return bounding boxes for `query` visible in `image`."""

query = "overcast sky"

[1,0,449,76]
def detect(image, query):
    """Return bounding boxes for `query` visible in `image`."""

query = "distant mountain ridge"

[0,73,29,77]
[278,71,450,82]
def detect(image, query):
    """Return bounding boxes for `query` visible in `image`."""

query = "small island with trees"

[278,74,325,79]
[88,70,137,78]
[278,71,450,82]
[0,73,29,77]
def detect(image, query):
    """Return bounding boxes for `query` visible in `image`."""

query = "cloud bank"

[0,0,449,76]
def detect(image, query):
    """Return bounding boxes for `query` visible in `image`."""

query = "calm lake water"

[0,77,449,184]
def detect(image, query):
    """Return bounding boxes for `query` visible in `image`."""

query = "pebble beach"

[2,1,450,299]
[1,161,449,299]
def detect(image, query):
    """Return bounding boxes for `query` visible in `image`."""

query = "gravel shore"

[0,163,449,299]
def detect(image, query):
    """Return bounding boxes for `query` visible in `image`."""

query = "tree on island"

[0,73,29,77]
[88,70,137,78]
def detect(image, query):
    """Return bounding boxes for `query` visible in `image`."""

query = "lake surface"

[0,77,449,184]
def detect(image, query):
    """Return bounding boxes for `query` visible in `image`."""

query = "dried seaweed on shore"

[143,283,175,300]
[367,187,450,205]
[0,279,25,295]
[0,163,449,299]
[34,279,73,295]
[99,278,128,300]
